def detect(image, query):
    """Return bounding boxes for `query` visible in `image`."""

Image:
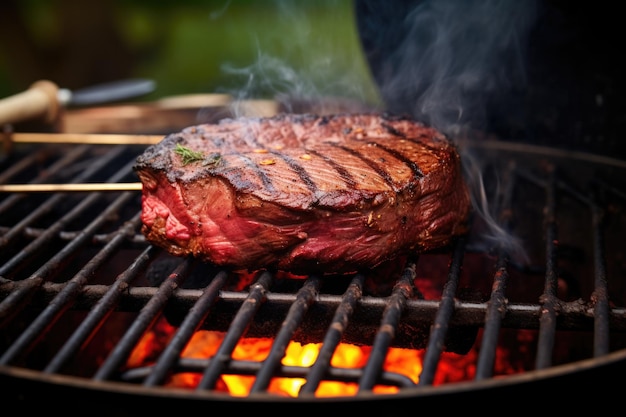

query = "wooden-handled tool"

[0,80,61,126]
[0,78,156,127]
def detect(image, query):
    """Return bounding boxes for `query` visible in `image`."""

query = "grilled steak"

[133,113,471,274]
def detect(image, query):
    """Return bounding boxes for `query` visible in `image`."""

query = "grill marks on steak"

[271,150,318,194]
[305,148,359,189]
[134,113,471,274]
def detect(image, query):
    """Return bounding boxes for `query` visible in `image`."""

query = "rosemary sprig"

[174,143,222,167]
[175,143,205,165]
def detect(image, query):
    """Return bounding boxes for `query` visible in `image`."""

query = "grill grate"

[1,140,626,400]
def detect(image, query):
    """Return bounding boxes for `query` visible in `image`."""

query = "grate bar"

[419,236,466,386]
[124,357,416,388]
[591,202,611,356]
[358,261,416,391]
[249,275,322,394]
[143,270,229,386]
[518,161,615,361]
[476,256,509,380]
[535,169,559,369]
[196,271,273,390]
[0,147,50,184]
[298,273,365,395]
[3,280,621,332]
[0,189,137,326]
[0,210,141,366]
[93,257,194,381]
[0,145,89,218]
[44,244,158,374]
[0,226,146,247]
[0,145,124,250]
[0,150,133,279]
[0,274,43,323]
[475,161,516,380]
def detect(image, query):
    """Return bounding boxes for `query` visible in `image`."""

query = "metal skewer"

[0,183,143,193]
[4,132,164,146]
[0,132,160,192]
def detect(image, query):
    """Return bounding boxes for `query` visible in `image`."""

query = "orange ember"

[126,315,522,397]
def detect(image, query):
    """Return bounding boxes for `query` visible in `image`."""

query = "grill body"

[1,137,626,411]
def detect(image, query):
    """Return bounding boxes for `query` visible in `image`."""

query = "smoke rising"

[357,0,542,263]
[213,0,381,116]
[357,0,539,137]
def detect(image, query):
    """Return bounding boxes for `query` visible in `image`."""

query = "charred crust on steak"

[134,112,472,274]
[380,122,405,138]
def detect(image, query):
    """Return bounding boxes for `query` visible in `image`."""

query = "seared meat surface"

[133,113,471,274]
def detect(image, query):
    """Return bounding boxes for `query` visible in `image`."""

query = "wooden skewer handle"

[0,80,61,126]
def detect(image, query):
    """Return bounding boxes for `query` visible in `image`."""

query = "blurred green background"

[0,0,381,106]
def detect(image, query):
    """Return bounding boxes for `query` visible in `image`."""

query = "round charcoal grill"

[1,133,626,414]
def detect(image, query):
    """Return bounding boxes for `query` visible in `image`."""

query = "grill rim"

[3,346,626,404]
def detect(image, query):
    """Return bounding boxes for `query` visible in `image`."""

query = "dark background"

[1,0,625,158]
[356,0,626,158]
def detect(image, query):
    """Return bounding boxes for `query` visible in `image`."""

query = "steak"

[133,113,471,274]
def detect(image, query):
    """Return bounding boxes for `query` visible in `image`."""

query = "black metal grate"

[1,139,626,401]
